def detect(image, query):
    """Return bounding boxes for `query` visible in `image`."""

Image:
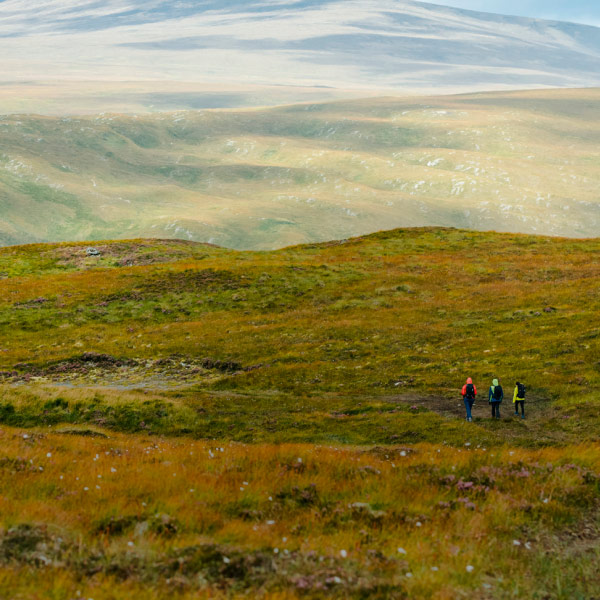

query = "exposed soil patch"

[48,240,217,270]
[0,353,261,388]
[55,428,109,438]
[385,393,467,418]
[553,506,600,558]
[13,297,50,310]
[522,501,600,587]
[387,392,552,420]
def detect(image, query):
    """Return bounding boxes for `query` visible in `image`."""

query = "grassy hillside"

[1,88,599,249]
[1,227,600,598]
[1,227,600,443]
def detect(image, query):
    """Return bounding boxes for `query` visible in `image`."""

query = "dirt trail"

[384,393,467,418]
[387,392,552,419]
[381,392,576,446]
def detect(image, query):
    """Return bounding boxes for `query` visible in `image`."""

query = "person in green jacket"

[513,381,526,419]
[488,378,503,419]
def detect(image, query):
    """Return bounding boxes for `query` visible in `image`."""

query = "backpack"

[493,385,503,401]
[517,383,526,399]
[465,383,475,399]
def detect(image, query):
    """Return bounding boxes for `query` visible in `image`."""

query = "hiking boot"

[521,415,525,419]
[468,418,472,422]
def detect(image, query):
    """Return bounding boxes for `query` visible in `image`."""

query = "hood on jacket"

[492,378,499,387]
[466,377,473,384]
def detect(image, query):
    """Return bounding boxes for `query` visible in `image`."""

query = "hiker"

[513,381,526,419]
[488,378,503,419]
[461,377,477,422]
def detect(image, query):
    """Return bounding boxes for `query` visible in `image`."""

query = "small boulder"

[86,247,101,257]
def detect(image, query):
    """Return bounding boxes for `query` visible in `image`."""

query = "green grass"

[1,227,600,598]
[0,227,599,446]
[0,386,502,446]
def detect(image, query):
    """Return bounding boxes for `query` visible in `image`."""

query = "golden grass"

[0,426,599,598]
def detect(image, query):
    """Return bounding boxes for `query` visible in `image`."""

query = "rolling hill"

[1,227,599,432]
[1,88,599,248]
[0,227,599,598]
[3,2,600,597]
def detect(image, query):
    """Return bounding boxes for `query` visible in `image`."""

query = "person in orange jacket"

[461,377,477,422]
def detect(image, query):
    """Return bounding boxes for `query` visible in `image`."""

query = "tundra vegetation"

[0,227,599,598]
[1,88,599,248]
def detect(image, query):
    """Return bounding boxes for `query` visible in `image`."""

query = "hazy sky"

[432,1,600,26]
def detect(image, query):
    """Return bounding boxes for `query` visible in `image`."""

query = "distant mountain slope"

[1,88,599,248]
[0,0,599,92]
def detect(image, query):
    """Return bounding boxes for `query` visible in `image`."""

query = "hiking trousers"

[515,400,525,416]
[463,397,475,420]
[491,402,501,418]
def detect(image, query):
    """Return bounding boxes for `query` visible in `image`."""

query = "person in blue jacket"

[488,378,503,419]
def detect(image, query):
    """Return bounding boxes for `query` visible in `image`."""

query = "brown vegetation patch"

[49,240,215,270]
[0,353,259,388]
